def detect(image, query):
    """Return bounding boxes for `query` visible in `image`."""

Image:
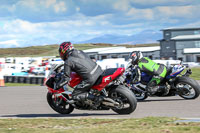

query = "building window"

[197,56,200,62]
[194,30,200,35]
[149,55,153,59]
[171,30,196,38]
[176,41,200,49]
[111,55,118,58]
[90,56,95,59]
[195,41,200,47]
[122,55,129,61]
[186,55,193,62]
[165,33,170,36]
[178,57,183,61]
[101,56,107,60]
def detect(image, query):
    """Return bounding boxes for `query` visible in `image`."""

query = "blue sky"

[0,0,200,48]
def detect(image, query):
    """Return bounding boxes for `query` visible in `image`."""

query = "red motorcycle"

[45,64,137,115]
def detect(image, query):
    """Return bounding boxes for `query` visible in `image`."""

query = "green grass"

[0,45,60,57]
[190,67,200,80]
[0,43,159,57]
[5,83,40,86]
[0,117,200,133]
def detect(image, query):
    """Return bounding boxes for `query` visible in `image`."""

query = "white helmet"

[129,51,143,64]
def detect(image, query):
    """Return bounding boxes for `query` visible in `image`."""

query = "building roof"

[171,34,200,41]
[84,46,160,54]
[83,47,126,53]
[183,48,200,54]
[161,27,200,31]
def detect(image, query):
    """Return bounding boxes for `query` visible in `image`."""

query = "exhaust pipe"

[102,97,120,107]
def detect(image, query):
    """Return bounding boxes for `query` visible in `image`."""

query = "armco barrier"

[4,76,45,85]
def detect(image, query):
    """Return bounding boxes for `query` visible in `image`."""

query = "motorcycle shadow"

[1,113,119,118]
[138,98,185,102]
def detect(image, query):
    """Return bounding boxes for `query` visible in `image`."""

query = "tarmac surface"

[0,86,200,119]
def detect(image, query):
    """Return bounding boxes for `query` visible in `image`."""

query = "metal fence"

[4,76,45,85]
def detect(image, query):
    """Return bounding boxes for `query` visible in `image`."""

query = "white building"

[84,46,160,61]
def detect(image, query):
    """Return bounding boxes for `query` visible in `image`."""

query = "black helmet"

[59,42,74,60]
[129,51,143,65]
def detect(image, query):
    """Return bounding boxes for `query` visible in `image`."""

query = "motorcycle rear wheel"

[175,76,200,99]
[109,85,137,114]
[47,92,74,114]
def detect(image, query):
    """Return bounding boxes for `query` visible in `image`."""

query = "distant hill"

[0,43,159,57]
[78,30,162,44]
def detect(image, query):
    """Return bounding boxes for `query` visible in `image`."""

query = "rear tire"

[109,85,137,114]
[47,92,74,114]
[175,76,200,99]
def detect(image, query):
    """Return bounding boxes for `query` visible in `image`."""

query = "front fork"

[48,85,72,102]
[169,67,192,90]
[182,68,192,77]
[129,83,146,94]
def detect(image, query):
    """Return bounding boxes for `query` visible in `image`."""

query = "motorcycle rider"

[56,42,103,101]
[129,51,167,94]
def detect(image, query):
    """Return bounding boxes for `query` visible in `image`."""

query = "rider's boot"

[146,80,158,95]
[147,86,159,95]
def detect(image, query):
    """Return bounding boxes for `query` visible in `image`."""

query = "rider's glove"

[131,66,141,84]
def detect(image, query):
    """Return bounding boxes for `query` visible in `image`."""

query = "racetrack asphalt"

[0,85,200,119]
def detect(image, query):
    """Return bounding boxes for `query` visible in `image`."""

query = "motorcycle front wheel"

[134,91,148,100]
[175,76,200,99]
[109,85,137,114]
[47,92,74,114]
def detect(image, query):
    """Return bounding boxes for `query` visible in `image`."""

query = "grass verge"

[189,67,200,80]
[5,83,40,86]
[0,117,200,133]
[0,43,159,57]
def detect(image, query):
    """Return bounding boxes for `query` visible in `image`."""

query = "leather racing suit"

[57,49,103,100]
[137,57,167,93]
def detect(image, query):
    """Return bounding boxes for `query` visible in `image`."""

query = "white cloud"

[155,5,195,18]
[3,19,43,34]
[1,0,200,47]
[15,0,67,14]
[76,7,80,12]
[130,0,169,5]
[17,0,39,11]
[0,40,19,48]
[54,1,67,13]
[184,21,200,27]
[127,8,154,20]
[124,4,200,21]
[0,15,114,45]
[129,0,195,5]
[0,12,143,46]
[113,0,130,11]
[42,0,57,8]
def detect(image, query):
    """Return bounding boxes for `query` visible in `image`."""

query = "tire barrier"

[4,76,45,85]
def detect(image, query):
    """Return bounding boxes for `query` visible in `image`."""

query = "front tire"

[109,85,137,114]
[175,76,200,99]
[131,86,148,100]
[135,91,148,100]
[47,92,74,114]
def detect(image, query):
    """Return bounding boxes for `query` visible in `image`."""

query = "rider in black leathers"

[56,42,103,101]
